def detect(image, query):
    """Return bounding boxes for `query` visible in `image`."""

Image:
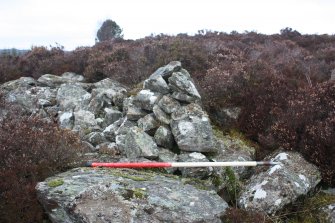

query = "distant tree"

[96,19,123,42]
[280,27,301,38]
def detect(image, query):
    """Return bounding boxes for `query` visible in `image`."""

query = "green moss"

[48,179,64,188]
[224,167,241,203]
[211,174,224,187]
[182,178,212,191]
[132,188,147,199]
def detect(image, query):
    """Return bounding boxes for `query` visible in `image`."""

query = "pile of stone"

[0,62,327,222]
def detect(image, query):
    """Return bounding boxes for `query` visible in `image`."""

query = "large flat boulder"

[36,168,228,223]
[238,151,321,215]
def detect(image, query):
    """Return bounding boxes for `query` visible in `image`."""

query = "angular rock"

[149,61,182,80]
[104,107,122,127]
[126,105,148,121]
[133,90,161,111]
[154,126,175,149]
[38,73,84,87]
[168,69,201,103]
[84,132,107,147]
[58,111,74,129]
[238,151,321,215]
[36,168,228,223]
[158,148,178,174]
[143,74,170,94]
[0,77,36,93]
[213,135,256,180]
[212,107,241,130]
[157,95,181,114]
[96,142,121,156]
[73,110,98,134]
[57,83,91,111]
[153,105,171,125]
[123,127,159,159]
[61,72,85,82]
[137,114,159,134]
[178,152,213,179]
[171,103,216,152]
[103,117,136,141]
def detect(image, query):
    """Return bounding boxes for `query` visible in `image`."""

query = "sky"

[0,0,334,50]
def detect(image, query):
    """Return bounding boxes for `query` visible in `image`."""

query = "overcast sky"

[0,0,334,50]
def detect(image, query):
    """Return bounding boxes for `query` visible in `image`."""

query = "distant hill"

[0,48,29,56]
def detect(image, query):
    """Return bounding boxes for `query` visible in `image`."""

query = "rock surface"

[36,168,228,223]
[238,151,321,215]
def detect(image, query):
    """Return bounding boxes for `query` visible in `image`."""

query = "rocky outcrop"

[36,168,228,223]
[238,151,321,215]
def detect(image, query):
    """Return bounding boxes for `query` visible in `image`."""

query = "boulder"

[149,61,181,80]
[103,117,136,141]
[103,107,123,127]
[178,152,213,179]
[154,125,175,149]
[133,90,161,111]
[213,135,256,180]
[168,69,201,103]
[170,103,216,152]
[153,105,171,125]
[212,107,241,130]
[157,95,181,114]
[0,77,36,93]
[143,74,170,94]
[126,106,148,121]
[158,148,178,174]
[61,72,85,82]
[123,127,159,159]
[238,151,321,215]
[73,110,98,134]
[84,132,107,147]
[137,114,160,134]
[38,73,84,87]
[56,83,91,111]
[36,168,227,223]
[58,111,74,129]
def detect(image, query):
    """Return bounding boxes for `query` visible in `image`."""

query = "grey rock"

[73,110,98,134]
[84,132,107,147]
[170,103,216,152]
[168,69,201,103]
[154,126,175,149]
[5,86,57,113]
[212,107,241,130]
[96,142,121,156]
[61,72,85,82]
[103,117,136,141]
[158,148,178,174]
[149,61,182,80]
[123,126,159,159]
[137,114,160,134]
[238,151,321,215]
[157,95,181,114]
[104,107,123,127]
[57,83,91,111]
[143,75,170,94]
[213,135,256,180]
[38,73,84,87]
[36,168,228,223]
[0,77,36,93]
[115,134,127,154]
[58,111,74,129]
[153,105,171,125]
[126,105,148,121]
[321,203,335,223]
[178,152,213,179]
[133,89,161,111]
